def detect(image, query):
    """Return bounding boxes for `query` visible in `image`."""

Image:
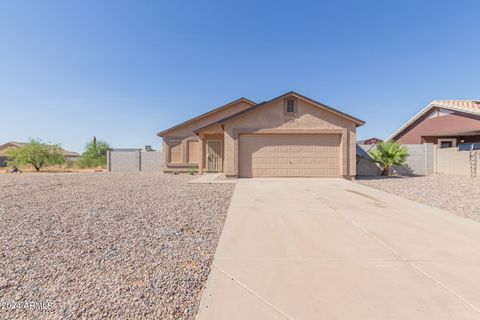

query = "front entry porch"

[199,133,224,174]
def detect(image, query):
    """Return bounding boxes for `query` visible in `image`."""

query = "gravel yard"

[0,172,235,320]
[357,175,480,221]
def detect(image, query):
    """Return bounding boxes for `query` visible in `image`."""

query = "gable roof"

[157,97,256,136]
[386,100,480,141]
[198,91,365,130]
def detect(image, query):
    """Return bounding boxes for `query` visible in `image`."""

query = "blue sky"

[1,0,479,152]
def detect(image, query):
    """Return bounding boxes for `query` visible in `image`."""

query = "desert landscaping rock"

[0,172,234,320]
[357,175,480,221]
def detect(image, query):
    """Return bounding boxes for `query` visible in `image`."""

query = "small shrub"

[369,142,409,176]
[188,166,198,175]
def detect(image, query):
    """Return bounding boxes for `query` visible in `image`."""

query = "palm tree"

[369,142,409,176]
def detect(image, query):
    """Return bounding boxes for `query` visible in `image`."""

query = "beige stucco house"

[158,91,364,178]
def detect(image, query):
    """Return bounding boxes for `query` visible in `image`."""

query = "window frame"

[438,138,457,149]
[284,98,297,115]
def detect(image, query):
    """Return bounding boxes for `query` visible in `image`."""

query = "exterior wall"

[109,150,140,171]
[162,100,253,171]
[223,98,357,177]
[436,147,478,177]
[395,111,480,144]
[141,151,164,172]
[108,150,163,172]
[422,135,480,145]
[357,144,435,176]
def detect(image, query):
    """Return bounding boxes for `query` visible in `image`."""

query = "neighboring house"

[0,142,81,165]
[357,137,383,145]
[158,91,364,178]
[387,100,480,148]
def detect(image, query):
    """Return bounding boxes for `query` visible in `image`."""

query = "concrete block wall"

[141,151,163,172]
[357,143,435,176]
[436,147,478,176]
[107,150,163,172]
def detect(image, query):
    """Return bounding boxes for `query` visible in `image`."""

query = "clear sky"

[1,0,479,153]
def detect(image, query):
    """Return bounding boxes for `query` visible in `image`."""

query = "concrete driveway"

[196,178,480,320]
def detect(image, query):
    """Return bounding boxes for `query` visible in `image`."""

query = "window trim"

[438,138,457,149]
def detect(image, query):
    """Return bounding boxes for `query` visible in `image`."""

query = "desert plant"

[77,137,110,168]
[6,138,65,172]
[188,165,198,175]
[369,142,409,176]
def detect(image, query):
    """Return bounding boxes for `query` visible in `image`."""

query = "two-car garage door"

[239,134,341,178]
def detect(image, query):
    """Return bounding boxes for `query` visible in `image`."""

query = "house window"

[187,141,199,163]
[286,99,296,114]
[438,138,457,149]
[169,140,182,163]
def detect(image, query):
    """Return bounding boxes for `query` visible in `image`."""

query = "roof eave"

[386,102,480,141]
[212,91,365,127]
[157,97,256,137]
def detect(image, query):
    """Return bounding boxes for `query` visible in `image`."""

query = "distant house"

[0,142,80,166]
[387,100,480,148]
[357,137,383,145]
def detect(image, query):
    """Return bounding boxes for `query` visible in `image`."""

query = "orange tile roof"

[431,100,480,115]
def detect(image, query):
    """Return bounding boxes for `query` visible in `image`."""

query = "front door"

[206,140,223,172]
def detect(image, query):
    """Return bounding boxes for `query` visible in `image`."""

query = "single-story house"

[0,142,80,166]
[387,100,480,148]
[158,91,364,178]
[357,137,383,145]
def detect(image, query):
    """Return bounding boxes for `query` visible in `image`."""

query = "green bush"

[6,138,65,172]
[77,137,110,168]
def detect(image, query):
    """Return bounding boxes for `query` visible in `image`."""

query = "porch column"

[199,135,205,174]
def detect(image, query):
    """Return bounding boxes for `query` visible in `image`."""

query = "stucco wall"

[161,100,254,169]
[223,98,358,177]
[395,112,480,144]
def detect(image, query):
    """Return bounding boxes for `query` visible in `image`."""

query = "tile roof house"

[387,100,480,148]
[158,91,364,178]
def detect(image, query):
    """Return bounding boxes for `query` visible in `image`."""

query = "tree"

[369,142,409,176]
[77,137,110,168]
[6,139,65,172]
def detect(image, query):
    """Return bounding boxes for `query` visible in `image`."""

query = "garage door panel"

[327,157,338,164]
[327,168,339,176]
[303,157,314,164]
[239,134,340,178]
[265,168,277,176]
